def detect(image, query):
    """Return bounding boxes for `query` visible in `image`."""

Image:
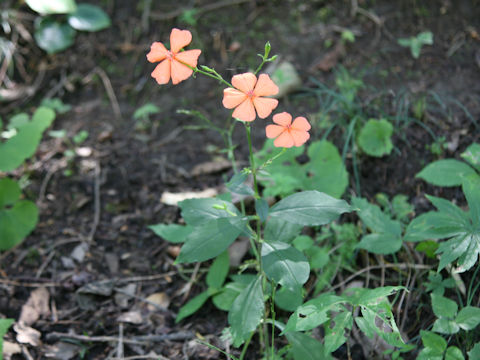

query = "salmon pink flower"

[147,28,201,85]
[266,112,311,148]
[222,73,279,122]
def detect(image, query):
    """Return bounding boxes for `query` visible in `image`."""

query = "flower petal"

[232,73,257,94]
[254,74,279,96]
[151,59,171,84]
[290,129,310,147]
[223,88,247,109]
[232,99,256,122]
[266,124,285,139]
[175,49,201,67]
[291,116,311,131]
[253,97,278,119]
[272,112,292,126]
[171,59,194,84]
[274,131,295,148]
[147,42,168,63]
[170,28,192,53]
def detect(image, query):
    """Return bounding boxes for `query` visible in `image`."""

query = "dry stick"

[330,263,432,291]
[150,0,250,20]
[83,67,122,121]
[400,270,418,333]
[35,251,55,279]
[46,331,194,345]
[87,162,101,242]
[117,323,124,359]
[396,266,411,330]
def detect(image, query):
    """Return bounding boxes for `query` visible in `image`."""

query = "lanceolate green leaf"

[261,241,309,291]
[176,291,210,323]
[356,233,402,254]
[463,175,480,227]
[416,159,477,187]
[264,217,303,243]
[269,191,351,226]
[148,223,193,243]
[206,251,230,289]
[176,218,243,263]
[0,107,55,171]
[228,276,264,345]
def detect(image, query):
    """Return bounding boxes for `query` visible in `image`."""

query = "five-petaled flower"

[266,112,311,148]
[222,73,279,122]
[147,28,201,85]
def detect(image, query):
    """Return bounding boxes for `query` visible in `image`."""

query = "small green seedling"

[397,31,433,59]
[357,118,394,157]
[133,103,160,131]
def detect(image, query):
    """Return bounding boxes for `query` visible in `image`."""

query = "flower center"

[166,50,174,59]
[246,90,255,99]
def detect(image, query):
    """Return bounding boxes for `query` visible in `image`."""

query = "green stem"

[244,123,260,198]
[270,282,276,359]
[239,331,254,360]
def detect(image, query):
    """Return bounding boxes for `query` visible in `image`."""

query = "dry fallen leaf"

[19,287,50,326]
[3,341,21,359]
[145,292,171,311]
[14,323,41,346]
[161,188,218,206]
[117,311,143,324]
[191,158,231,176]
[44,341,80,360]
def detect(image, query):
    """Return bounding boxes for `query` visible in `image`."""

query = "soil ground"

[1,0,480,359]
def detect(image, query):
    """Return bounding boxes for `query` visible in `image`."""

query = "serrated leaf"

[148,224,193,243]
[262,241,310,291]
[357,119,393,157]
[176,291,210,323]
[206,251,229,289]
[26,0,77,14]
[0,107,55,171]
[437,234,479,272]
[284,293,345,332]
[228,276,264,345]
[68,4,111,31]
[416,159,476,187]
[176,218,243,263]
[324,311,352,353]
[455,306,480,330]
[269,191,351,226]
[34,18,76,54]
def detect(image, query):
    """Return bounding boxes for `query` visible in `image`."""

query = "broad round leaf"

[0,178,21,208]
[356,233,402,255]
[455,306,480,331]
[68,4,111,32]
[269,190,351,226]
[34,19,76,54]
[416,159,476,187]
[26,0,77,14]
[357,119,394,157]
[0,200,38,251]
[262,241,310,291]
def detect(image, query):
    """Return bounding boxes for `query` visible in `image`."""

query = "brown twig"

[87,161,101,242]
[83,67,122,121]
[46,331,194,345]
